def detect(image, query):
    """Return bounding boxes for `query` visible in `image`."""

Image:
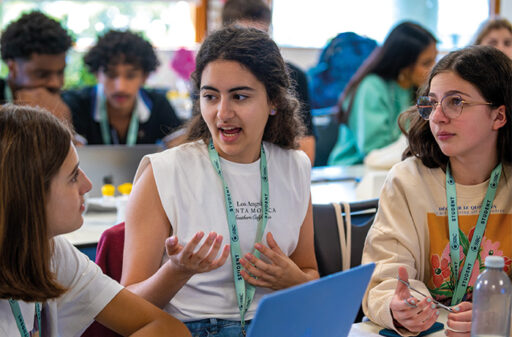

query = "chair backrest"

[313,198,378,323]
[81,222,125,337]
[313,198,378,277]
[95,222,125,282]
[312,108,339,167]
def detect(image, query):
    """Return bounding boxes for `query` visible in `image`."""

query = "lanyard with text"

[207,140,269,333]
[98,88,139,146]
[446,162,502,305]
[9,299,41,337]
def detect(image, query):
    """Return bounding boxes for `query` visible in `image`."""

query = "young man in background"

[63,30,182,146]
[0,11,73,124]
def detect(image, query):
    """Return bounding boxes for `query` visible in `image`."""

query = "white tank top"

[134,140,311,321]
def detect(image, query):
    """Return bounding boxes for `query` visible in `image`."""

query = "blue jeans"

[185,318,251,337]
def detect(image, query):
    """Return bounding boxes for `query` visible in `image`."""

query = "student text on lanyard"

[9,300,41,337]
[446,162,502,305]
[207,140,269,336]
[98,87,139,146]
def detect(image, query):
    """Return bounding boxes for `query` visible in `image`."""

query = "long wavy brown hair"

[399,46,512,169]
[0,104,71,301]
[185,26,304,149]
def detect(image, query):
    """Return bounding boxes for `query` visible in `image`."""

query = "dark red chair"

[81,222,125,337]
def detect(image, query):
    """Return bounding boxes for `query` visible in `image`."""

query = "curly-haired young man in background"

[62,30,182,146]
[0,11,73,123]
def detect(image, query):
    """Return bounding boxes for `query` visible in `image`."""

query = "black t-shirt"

[286,62,315,137]
[62,86,182,145]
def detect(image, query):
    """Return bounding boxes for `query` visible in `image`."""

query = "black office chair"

[312,107,339,167]
[313,198,379,322]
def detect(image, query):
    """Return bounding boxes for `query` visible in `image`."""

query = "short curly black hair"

[84,30,159,74]
[1,11,73,61]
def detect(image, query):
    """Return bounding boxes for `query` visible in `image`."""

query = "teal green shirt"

[327,74,413,165]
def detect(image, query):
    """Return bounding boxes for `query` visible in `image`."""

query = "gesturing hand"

[389,267,439,332]
[239,232,310,290]
[446,302,472,337]
[165,231,230,277]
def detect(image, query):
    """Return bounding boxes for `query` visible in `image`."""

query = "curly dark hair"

[84,30,159,73]
[400,45,512,168]
[185,26,304,149]
[0,11,73,61]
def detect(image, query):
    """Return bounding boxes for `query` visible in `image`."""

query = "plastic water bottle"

[471,256,512,337]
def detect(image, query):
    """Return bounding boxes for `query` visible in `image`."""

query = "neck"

[449,154,499,185]
[6,81,18,98]
[396,76,412,89]
[107,101,134,120]
[213,141,262,164]
[107,103,135,139]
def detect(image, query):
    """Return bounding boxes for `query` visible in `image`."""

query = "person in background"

[0,11,73,124]
[362,45,512,336]
[121,27,318,337]
[221,0,317,165]
[328,21,437,165]
[474,17,512,59]
[0,104,191,337]
[62,30,182,147]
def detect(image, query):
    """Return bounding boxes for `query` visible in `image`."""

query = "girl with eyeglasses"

[361,45,512,336]
[328,21,437,165]
[0,105,191,336]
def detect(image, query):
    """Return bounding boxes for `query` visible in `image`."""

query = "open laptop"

[77,144,163,198]
[246,263,375,337]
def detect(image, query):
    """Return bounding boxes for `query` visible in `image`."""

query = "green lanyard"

[4,84,13,103]
[446,162,502,305]
[9,300,41,337]
[98,86,139,146]
[207,140,269,333]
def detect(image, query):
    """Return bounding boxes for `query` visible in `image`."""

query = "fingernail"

[431,303,436,309]
[169,236,177,244]
[255,243,262,249]
[408,299,415,305]
[427,298,432,303]
[436,310,440,315]
[454,306,460,312]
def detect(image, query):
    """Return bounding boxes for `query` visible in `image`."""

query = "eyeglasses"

[416,94,493,120]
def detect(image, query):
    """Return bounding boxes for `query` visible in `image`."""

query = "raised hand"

[239,232,311,290]
[445,302,472,337]
[389,267,439,332]
[165,231,230,277]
